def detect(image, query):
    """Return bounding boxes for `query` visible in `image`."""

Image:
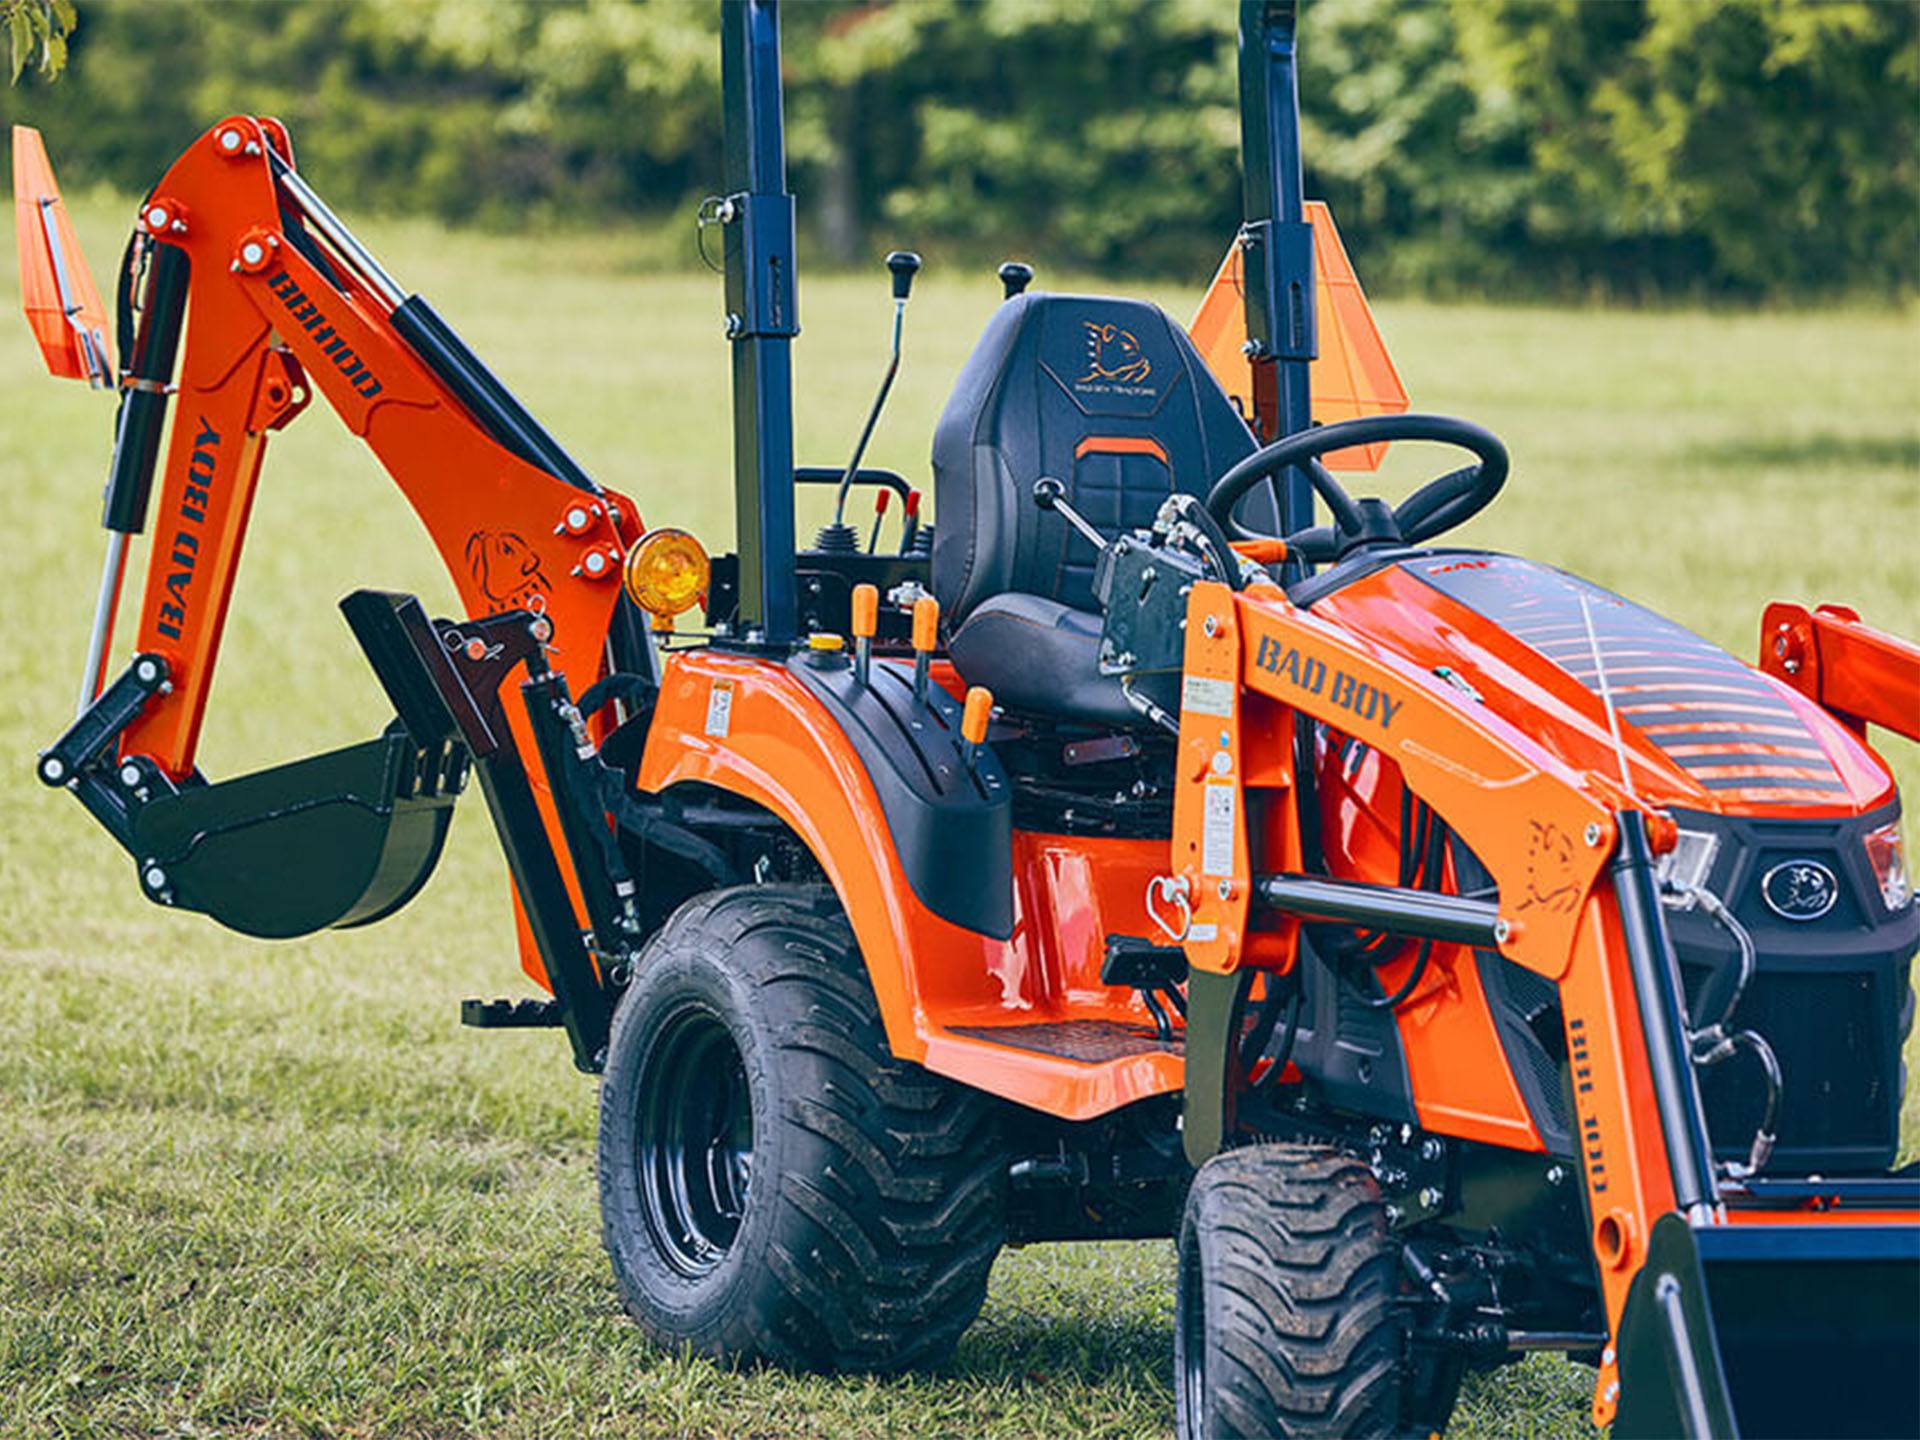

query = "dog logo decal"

[1079,321,1152,385]
[1518,819,1581,915]
[465,530,551,613]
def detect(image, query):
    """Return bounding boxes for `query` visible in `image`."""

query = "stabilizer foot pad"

[461,998,563,1029]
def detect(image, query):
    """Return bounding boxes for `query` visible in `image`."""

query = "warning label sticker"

[704,679,735,738]
[1201,779,1237,876]
[1182,675,1234,718]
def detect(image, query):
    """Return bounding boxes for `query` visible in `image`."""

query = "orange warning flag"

[1189,201,1406,471]
[13,125,113,386]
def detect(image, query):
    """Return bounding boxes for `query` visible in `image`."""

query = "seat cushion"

[948,592,1135,729]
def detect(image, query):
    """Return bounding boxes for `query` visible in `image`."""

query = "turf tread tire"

[598,884,1005,1373]
[1176,1143,1417,1439]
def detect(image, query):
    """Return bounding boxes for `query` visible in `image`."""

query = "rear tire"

[598,884,1005,1372]
[1176,1143,1444,1439]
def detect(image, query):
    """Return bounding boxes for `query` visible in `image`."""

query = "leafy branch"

[5,0,75,83]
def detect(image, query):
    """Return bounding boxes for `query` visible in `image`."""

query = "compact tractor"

[16,2,1920,1435]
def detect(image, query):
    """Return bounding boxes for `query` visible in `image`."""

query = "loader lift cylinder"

[1611,810,1719,1217]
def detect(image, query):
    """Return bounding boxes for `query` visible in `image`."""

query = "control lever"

[825,251,921,544]
[851,583,878,689]
[960,686,993,773]
[911,595,939,705]
[1032,476,1109,553]
[998,261,1034,299]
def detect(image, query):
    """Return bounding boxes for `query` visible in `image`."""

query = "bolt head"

[1585,821,1603,848]
[584,551,607,575]
[145,206,169,229]
[567,506,589,530]
[219,128,243,152]
[143,865,166,890]
[135,659,160,683]
[1216,879,1233,901]
[1202,615,1218,637]
[1493,917,1512,944]
[241,242,264,266]
[530,618,553,643]
[119,762,142,788]
[39,756,66,784]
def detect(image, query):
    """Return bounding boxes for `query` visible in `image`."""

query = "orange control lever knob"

[961,686,993,747]
[851,583,879,639]
[912,595,940,652]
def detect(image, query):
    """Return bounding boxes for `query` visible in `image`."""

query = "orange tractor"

[18,2,1920,1435]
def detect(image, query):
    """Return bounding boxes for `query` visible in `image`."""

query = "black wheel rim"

[635,1002,755,1277]
[1176,1223,1208,1436]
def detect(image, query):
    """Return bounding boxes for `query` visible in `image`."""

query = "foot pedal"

[1102,934,1188,989]
[1103,935,1188,1042]
[461,998,564,1029]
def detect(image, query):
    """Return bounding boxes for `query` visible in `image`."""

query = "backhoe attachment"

[22,116,647,1025]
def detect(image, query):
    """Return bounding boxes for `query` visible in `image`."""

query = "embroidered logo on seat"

[1079,321,1153,386]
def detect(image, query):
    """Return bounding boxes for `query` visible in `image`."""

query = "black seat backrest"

[931,292,1260,624]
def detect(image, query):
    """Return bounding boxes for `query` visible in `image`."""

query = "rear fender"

[634,649,1015,1064]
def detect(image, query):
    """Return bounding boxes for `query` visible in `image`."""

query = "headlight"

[1656,827,1719,907]
[622,528,710,617]
[1863,821,1913,912]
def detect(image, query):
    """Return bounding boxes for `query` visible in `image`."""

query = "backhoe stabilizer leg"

[341,588,615,1072]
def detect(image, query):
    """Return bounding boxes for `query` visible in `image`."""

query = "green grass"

[3,194,1916,1439]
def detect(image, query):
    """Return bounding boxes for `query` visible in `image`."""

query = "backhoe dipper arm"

[98,115,636,779]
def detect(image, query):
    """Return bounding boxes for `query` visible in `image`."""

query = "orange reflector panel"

[1189,201,1407,471]
[623,528,710,617]
[12,126,113,386]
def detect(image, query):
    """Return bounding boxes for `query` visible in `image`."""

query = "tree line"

[6,0,1914,299]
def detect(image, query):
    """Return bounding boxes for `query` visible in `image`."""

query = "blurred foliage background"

[3,0,1916,299]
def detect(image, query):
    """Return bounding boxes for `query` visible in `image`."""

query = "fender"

[635,648,1185,1119]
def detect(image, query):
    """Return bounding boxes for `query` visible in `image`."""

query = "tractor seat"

[930,292,1262,728]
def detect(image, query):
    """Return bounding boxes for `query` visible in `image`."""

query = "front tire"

[598,885,1005,1372]
[1176,1143,1439,1439]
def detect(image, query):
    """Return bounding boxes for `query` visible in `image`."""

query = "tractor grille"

[1681,963,1898,1165]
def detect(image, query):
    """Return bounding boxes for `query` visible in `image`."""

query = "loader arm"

[1760,601,1920,744]
[1173,578,1919,1435]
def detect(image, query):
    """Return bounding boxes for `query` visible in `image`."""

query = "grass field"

[2,193,1916,1439]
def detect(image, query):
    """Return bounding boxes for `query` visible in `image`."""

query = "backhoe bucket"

[1613,1210,1920,1439]
[130,728,466,939]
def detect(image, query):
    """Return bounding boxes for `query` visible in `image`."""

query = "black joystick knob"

[887,250,922,301]
[998,261,1034,299]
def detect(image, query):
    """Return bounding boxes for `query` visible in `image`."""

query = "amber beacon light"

[623,528,710,617]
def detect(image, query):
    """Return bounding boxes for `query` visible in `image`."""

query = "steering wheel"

[1206,414,1509,564]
